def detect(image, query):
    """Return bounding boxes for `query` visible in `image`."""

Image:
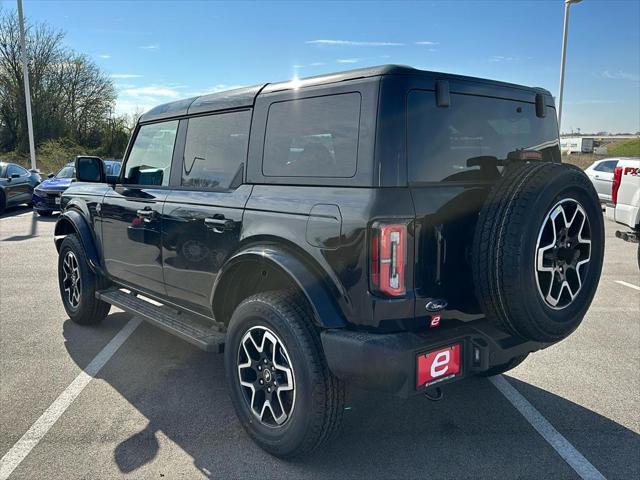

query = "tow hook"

[423,386,443,402]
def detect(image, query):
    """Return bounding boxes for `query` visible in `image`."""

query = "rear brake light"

[612,166,622,205]
[370,222,407,297]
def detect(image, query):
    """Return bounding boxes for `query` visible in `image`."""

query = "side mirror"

[48,173,55,179]
[75,156,106,183]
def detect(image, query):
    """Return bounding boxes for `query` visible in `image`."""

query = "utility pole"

[17,0,36,170]
[557,0,583,134]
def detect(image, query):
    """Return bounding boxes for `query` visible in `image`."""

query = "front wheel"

[58,234,111,325]
[225,290,345,458]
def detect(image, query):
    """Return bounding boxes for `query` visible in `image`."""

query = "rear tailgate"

[407,89,561,321]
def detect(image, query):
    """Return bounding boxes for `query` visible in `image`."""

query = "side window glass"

[182,110,251,190]
[7,165,27,176]
[594,160,616,173]
[123,121,178,186]
[262,93,361,178]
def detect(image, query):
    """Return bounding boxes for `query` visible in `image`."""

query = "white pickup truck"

[605,158,640,268]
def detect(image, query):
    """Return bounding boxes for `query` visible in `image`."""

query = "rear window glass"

[263,93,361,178]
[408,91,560,183]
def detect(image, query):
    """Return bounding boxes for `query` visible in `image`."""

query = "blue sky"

[3,0,639,133]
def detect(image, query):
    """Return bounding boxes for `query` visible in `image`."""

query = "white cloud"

[123,85,181,98]
[115,84,180,116]
[337,58,362,64]
[115,83,246,116]
[490,55,519,62]
[601,70,639,81]
[306,39,404,46]
[110,73,143,79]
[184,84,246,97]
[415,41,438,45]
[309,62,326,66]
[140,44,160,50]
[97,54,111,59]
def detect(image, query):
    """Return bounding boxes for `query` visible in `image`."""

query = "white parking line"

[615,280,640,292]
[0,318,142,480]
[490,375,606,480]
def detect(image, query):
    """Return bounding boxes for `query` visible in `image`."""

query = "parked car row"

[33,158,121,216]
[0,163,42,214]
[0,157,121,215]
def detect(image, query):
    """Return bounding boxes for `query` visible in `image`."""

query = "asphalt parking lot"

[0,205,638,479]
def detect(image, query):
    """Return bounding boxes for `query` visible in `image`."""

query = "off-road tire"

[225,290,345,458]
[479,354,529,377]
[472,162,604,342]
[58,234,111,325]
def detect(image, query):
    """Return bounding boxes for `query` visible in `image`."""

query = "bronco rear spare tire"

[472,162,604,342]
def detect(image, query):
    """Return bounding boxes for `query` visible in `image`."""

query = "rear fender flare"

[54,209,102,273]
[211,245,347,329]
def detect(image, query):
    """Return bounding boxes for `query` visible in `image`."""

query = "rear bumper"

[321,321,549,398]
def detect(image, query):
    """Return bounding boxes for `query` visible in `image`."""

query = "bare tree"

[0,7,118,154]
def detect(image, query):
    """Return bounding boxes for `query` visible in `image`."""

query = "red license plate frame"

[416,343,462,389]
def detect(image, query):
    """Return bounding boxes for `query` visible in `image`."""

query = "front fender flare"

[212,245,347,329]
[54,209,102,273]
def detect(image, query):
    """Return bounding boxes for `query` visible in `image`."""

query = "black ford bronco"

[54,65,604,457]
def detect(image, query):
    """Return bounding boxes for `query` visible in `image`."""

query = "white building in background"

[560,137,594,154]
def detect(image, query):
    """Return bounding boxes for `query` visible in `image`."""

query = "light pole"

[557,0,582,134]
[17,0,36,170]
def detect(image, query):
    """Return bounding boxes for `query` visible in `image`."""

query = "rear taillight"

[370,222,407,297]
[612,166,623,204]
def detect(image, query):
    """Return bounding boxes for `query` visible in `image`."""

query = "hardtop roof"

[138,64,553,123]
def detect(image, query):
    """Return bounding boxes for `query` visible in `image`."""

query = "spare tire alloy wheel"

[535,198,591,309]
[62,250,82,310]
[472,162,604,343]
[237,326,296,427]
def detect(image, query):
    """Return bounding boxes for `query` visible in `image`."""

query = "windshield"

[56,165,75,179]
[408,91,561,183]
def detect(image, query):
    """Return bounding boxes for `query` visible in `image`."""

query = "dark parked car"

[0,162,41,214]
[54,65,604,457]
[32,158,121,216]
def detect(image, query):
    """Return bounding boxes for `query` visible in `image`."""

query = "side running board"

[96,288,225,352]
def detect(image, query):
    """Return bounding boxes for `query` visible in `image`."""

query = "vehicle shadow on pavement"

[1,209,57,242]
[63,317,639,480]
[0,205,33,219]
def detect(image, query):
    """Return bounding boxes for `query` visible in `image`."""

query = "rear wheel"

[58,234,111,325]
[0,191,5,214]
[225,290,345,458]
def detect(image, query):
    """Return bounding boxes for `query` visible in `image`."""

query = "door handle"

[204,217,234,233]
[136,208,154,223]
